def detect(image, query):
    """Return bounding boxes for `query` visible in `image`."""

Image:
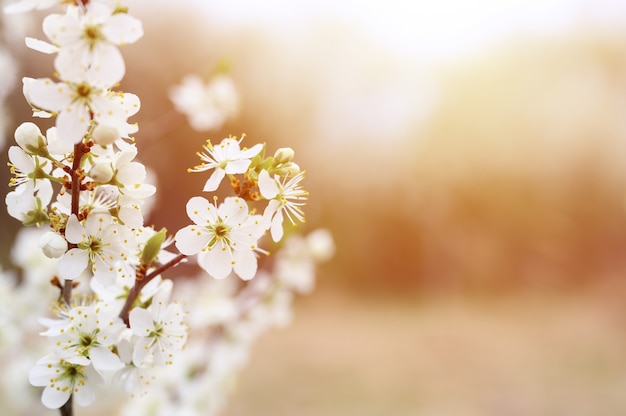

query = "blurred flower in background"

[170,73,239,132]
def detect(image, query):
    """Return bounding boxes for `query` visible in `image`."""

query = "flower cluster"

[176,135,308,280]
[3,0,329,414]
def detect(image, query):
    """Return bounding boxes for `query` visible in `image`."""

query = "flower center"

[214,224,229,238]
[206,219,232,248]
[58,360,86,385]
[83,24,104,49]
[75,82,92,100]
[72,328,101,356]
[149,321,164,338]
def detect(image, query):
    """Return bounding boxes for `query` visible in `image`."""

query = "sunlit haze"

[196,0,626,61]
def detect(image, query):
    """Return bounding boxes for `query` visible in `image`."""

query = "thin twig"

[118,253,187,326]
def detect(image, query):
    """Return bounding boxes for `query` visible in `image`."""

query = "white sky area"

[193,0,626,142]
[197,0,626,62]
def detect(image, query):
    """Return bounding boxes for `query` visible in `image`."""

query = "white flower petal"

[25,36,58,54]
[198,244,232,279]
[43,12,81,46]
[42,385,70,409]
[129,307,153,335]
[270,209,285,242]
[29,359,54,386]
[102,13,143,44]
[90,347,123,372]
[203,168,225,192]
[240,142,263,159]
[64,214,85,244]
[185,196,213,225]
[174,225,208,255]
[56,103,91,144]
[233,247,258,280]
[132,336,153,366]
[25,77,72,112]
[58,248,89,280]
[224,158,251,174]
[258,169,279,199]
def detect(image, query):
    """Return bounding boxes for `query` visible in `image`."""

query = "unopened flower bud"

[276,161,300,176]
[14,122,44,152]
[273,147,294,165]
[89,162,115,183]
[93,124,119,146]
[39,231,68,259]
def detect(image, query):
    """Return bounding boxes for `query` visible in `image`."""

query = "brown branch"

[59,396,72,416]
[61,142,87,305]
[119,253,187,326]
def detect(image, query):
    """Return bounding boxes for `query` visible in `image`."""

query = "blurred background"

[4,0,626,414]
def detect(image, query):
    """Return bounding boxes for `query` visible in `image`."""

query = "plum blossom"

[28,354,101,409]
[58,212,135,285]
[175,196,266,280]
[258,170,308,242]
[6,0,324,413]
[129,281,187,367]
[109,146,156,199]
[41,2,143,85]
[7,145,53,196]
[23,74,136,146]
[40,304,125,373]
[6,182,52,227]
[189,136,263,192]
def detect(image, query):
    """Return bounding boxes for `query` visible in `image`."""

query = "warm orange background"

[4,1,626,414]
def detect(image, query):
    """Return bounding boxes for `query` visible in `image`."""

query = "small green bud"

[273,147,295,165]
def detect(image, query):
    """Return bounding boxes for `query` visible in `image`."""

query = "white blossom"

[41,3,143,85]
[41,304,125,373]
[110,146,156,199]
[175,196,266,280]
[129,281,187,367]
[7,145,53,195]
[258,169,308,242]
[5,182,52,227]
[22,74,136,146]
[5,0,322,413]
[28,354,100,409]
[189,136,262,192]
[58,212,135,285]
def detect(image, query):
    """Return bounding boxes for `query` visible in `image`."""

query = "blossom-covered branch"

[3,1,332,415]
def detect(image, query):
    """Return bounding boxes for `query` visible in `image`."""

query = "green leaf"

[141,228,167,266]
